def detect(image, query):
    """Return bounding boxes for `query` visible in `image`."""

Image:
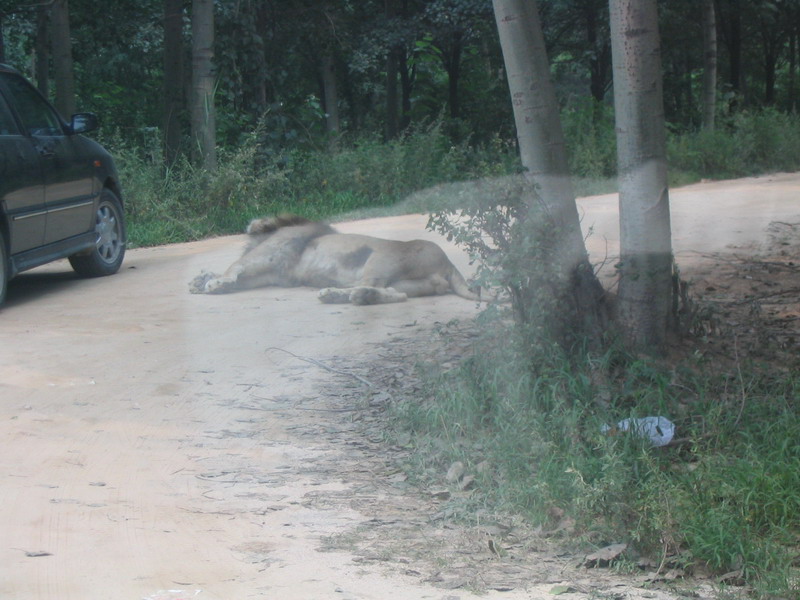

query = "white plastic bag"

[601,416,675,447]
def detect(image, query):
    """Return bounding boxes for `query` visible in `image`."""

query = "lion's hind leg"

[318,286,408,305]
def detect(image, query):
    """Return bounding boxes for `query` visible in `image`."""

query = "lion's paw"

[204,277,235,294]
[189,271,216,294]
[318,288,352,304]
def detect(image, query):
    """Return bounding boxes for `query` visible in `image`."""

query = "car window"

[0,94,19,136]
[0,72,63,136]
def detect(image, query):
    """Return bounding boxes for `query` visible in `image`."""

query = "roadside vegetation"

[115,106,800,249]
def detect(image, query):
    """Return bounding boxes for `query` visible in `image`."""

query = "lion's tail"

[448,266,481,301]
[246,214,316,236]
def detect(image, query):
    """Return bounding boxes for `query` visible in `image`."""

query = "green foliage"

[668,109,800,179]
[561,98,617,178]
[428,176,584,353]
[115,122,518,247]
[393,327,800,596]
[115,106,800,250]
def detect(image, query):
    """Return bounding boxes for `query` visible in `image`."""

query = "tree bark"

[385,0,399,140]
[701,0,717,130]
[492,0,607,344]
[609,0,673,352]
[51,0,75,118]
[399,49,414,131]
[716,0,743,103]
[35,5,50,96]
[191,0,217,170]
[163,0,184,166]
[789,30,797,112]
[493,0,582,248]
[320,53,340,135]
[442,33,463,119]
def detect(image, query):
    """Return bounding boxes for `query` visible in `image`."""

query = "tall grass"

[110,106,800,248]
[112,122,519,247]
[668,108,800,179]
[393,321,800,596]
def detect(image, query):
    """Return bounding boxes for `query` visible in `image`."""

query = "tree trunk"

[585,0,610,104]
[492,0,607,345]
[399,48,413,131]
[789,30,797,112]
[0,14,5,64]
[386,46,399,139]
[716,0,743,103]
[443,34,462,119]
[701,0,717,130]
[191,0,217,171]
[163,0,184,166]
[609,0,673,352]
[51,0,76,118]
[320,53,340,135]
[35,5,50,96]
[385,0,399,140]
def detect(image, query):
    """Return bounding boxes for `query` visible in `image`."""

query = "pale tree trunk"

[320,54,340,135]
[701,0,717,130]
[492,0,607,344]
[51,0,75,118]
[191,0,217,171]
[609,0,673,352]
[163,0,184,166]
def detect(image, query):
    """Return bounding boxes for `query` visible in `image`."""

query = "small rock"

[458,474,476,491]
[584,543,628,568]
[431,489,451,501]
[446,461,465,483]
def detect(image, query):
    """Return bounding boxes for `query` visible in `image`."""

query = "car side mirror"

[70,112,98,134]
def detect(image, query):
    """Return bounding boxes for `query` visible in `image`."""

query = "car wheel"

[0,228,8,306]
[69,189,126,277]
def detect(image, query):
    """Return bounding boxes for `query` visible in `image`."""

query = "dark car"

[0,64,125,306]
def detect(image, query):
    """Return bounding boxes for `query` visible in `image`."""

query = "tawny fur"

[189,215,479,305]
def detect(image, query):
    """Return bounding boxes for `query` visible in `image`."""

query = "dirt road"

[1,173,797,600]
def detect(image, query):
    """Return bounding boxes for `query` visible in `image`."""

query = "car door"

[0,72,95,245]
[0,90,46,254]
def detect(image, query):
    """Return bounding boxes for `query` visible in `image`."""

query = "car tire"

[0,228,8,306]
[69,189,126,277]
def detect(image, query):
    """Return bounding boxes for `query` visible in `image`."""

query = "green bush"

[668,109,800,179]
[113,121,521,248]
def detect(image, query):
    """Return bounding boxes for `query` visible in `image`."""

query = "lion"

[189,215,480,305]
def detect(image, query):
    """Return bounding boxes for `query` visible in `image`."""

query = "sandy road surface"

[1,173,798,600]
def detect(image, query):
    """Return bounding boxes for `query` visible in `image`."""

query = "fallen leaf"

[584,543,628,568]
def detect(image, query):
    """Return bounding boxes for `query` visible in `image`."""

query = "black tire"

[0,228,8,307]
[69,189,126,277]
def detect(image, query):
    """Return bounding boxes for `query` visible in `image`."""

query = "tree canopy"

[1,0,798,158]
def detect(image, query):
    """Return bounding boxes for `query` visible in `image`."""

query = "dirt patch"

[678,219,800,365]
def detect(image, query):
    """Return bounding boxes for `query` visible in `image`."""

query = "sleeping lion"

[189,215,480,305]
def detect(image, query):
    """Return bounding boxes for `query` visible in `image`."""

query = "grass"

[389,323,800,597]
